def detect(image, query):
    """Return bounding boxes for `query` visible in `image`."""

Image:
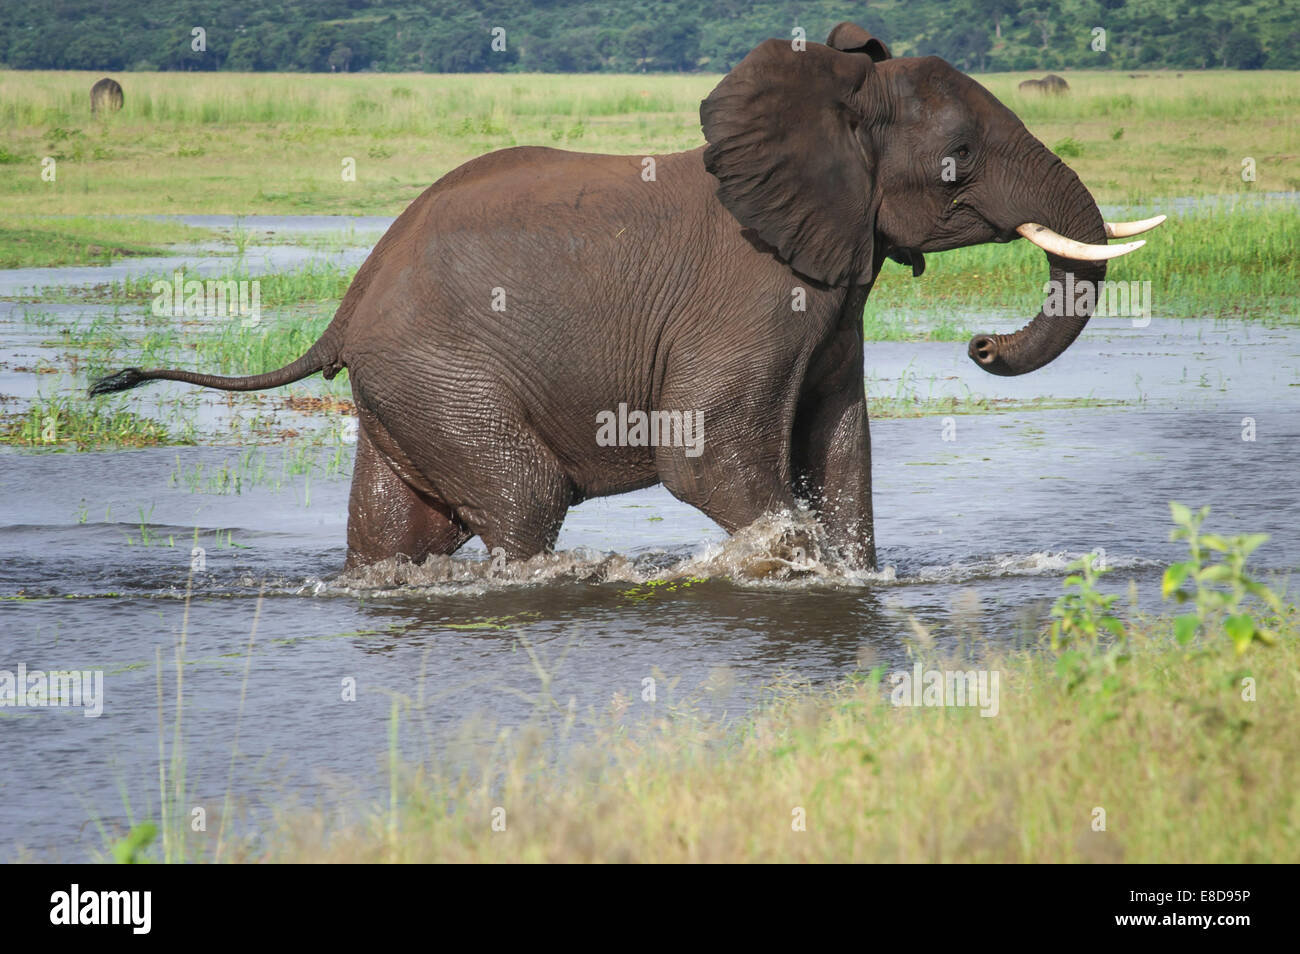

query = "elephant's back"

[338,148,720,482]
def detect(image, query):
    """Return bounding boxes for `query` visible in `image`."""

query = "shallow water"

[0,246,371,300]
[1,220,1297,860]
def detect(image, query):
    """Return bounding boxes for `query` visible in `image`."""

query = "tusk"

[1104,214,1167,238]
[1016,222,1144,261]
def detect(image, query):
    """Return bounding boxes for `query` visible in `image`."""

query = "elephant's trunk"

[967,161,1108,376]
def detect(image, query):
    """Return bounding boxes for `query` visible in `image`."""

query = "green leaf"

[1162,562,1192,598]
[1224,614,1256,654]
[112,821,157,864]
[1197,564,1233,583]
[1200,533,1230,552]
[1238,533,1271,556]
[1244,580,1283,612]
[1174,614,1199,645]
[1169,501,1192,526]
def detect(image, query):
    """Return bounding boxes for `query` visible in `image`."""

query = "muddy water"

[1,216,1297,860]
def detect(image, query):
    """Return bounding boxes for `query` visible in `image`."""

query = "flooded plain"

[1,213,1296,859]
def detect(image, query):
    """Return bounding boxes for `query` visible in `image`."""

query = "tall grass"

[0,72,713,129]
[259,603,1298,863]
[4,70,1295,130]
[867,203,1300,324]
[1,70,1295,215]
[252,508,1297,863]
[1,394,180,449]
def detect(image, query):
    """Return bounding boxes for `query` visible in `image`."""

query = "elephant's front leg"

[794,390,877,569]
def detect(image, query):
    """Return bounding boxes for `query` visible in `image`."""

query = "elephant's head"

[701,23,1161,376]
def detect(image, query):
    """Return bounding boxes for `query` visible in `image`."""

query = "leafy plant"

[1048,552,1127,691]
[112,822,157,864]
[1162,502,1281,654]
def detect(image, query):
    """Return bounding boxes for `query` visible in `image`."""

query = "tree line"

[3,0,1297,73]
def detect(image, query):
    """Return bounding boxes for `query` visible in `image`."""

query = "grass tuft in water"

[1,395,183,450]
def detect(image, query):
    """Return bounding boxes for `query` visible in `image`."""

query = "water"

[0,246,371,299]
[1,218,1297,860]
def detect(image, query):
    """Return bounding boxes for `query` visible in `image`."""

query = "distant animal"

[1018,74,1069,94]
[90,78,124,114]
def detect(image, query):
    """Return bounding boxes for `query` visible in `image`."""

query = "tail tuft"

[88,368,147,397]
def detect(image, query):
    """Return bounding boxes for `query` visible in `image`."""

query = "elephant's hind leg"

[452,441,575,561]
[344,425,471,571]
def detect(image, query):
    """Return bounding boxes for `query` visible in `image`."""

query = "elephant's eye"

[956,145,971,160]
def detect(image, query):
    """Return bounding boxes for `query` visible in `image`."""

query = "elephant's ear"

[826,22,892,62]
[701,39,881,287]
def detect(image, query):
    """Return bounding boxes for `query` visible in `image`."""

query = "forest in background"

[3,0,1298,74]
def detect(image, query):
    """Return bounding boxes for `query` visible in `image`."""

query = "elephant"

[90,22,1162,572]
[1018,74,1070,94]
[90,77,124,114]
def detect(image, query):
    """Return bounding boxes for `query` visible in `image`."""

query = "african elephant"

[1018,74,1070,94]
[90,77,124,114]
[91,22,1161,571]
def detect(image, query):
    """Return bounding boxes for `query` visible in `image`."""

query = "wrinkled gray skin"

[1018,74,1070,94]
[90,77,123,113]
[90,23,1110,572]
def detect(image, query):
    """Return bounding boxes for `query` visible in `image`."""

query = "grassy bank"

[1,70,1296,216]
[77,504,1293,864]
[232,514,1296,863]
[867,203,1300,330]
[266,637,1295,863]
[0,215,218,267]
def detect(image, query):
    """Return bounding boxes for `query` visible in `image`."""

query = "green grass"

[4,264,358,451]
[0,70,1295,216]
[251,598,1298,863]
[22,259,356,306]
[0,215,218,268]
[867,204,1300,327]
[234,507,1293,864]
[1,394,183,449]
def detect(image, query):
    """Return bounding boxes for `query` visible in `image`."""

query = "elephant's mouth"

[886,246,926,277]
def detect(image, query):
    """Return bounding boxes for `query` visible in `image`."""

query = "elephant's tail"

[88,327,344,397]
[87,327,345,397]
[88,198,417,398]
[86,248,388,398]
